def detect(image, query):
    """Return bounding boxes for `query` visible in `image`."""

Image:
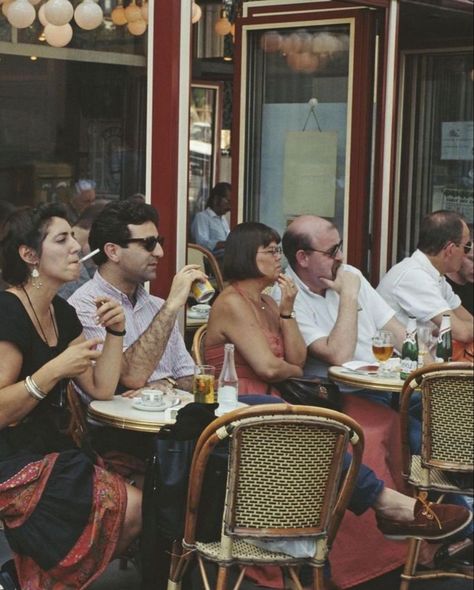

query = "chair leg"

[216,564,231,590]
[399,537,422,590]
[313,566,324,590]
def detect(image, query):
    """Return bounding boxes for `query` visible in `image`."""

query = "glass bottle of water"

[435,313,452,363]
[400,316,419,380]
[217,343,239,410]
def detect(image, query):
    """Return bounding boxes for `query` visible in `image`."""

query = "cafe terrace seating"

[166,403,364,590]
[399,361,474,589]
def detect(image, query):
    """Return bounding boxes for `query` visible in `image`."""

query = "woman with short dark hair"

[0,203,141,589]
[205,221,306,392]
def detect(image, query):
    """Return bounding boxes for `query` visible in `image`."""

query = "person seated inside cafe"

[64,178,97,225]
[204,221,472,589]
[0,203,141,590]
[191,181,231,260]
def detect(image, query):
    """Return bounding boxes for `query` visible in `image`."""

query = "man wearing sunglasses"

[69,199,207,395]
[377,210,473,345]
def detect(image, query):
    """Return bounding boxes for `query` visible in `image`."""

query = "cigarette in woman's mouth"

[79,248,100,263]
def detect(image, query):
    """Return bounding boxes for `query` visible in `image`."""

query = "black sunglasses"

[121,235,165,252]
[304,240,343,259]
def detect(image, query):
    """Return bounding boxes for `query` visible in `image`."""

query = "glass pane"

[245,24,350,237]
[397,52,473,259]
[0,54,146,206]
[189,85,218,221]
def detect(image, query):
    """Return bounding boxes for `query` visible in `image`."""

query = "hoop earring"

[31,265,42,289]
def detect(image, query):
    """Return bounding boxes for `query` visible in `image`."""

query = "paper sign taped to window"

[283,130,338,217]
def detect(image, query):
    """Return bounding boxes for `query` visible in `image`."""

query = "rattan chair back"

[398,361,474,590]
[191,323,207,366]
[187,243,225,292]
[168,404,364,590]
[421,368,474,471]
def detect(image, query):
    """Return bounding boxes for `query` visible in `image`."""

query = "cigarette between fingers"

[79,248,100,263]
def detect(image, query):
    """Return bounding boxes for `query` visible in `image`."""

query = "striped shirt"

[68,271,195,387]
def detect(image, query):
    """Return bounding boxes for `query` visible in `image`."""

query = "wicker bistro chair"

[167,403,364,590]
[399,361,474,590]
[187,243,225,293]
[191,323,207,365]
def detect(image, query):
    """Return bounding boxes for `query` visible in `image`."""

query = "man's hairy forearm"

[121,301,179,387]
[176,375,193,392]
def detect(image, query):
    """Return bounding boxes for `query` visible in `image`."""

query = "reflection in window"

[245,25,350,239]
[0,55,146,207]
[397,52,473,259]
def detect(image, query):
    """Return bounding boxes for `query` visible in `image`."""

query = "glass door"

[237,4,379,272]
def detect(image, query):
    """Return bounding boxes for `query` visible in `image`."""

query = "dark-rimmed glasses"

[459,241,473,255]
[121,235,165,252]
[258,246,283,257]
[303,240,343,259]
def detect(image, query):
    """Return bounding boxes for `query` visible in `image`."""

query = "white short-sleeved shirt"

[376,249,461,326]
[272,265,395,379]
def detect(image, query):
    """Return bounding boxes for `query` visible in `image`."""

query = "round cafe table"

[88,390,194,433]
[328,365,405,392]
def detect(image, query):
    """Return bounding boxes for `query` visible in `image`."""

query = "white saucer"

[132,396,179,412]
[187,310,209,320]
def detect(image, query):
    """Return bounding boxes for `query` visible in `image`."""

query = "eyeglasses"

[459,241,473,255]
[121,235,165,252]
[304,240,343,259]
[258,246,283,257]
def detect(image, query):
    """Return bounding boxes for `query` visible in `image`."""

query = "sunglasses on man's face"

[461,241,473,255]
[121,235,165,252]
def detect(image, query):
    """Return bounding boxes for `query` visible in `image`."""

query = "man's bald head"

[283,215,337,270]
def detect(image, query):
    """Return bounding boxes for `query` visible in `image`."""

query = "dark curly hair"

[0,203,68,286]
[89,199,159,266]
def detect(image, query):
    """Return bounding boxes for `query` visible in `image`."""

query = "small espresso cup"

[191,279,215,304]
[140,389,164,406]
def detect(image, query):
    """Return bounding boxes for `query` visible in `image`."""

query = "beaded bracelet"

[24,375,47,401]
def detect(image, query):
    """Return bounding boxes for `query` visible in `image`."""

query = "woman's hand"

[52,338,104,379]
[277,274,298,316]
[94,297,125,332]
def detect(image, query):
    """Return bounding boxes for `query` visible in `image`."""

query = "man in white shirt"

[191,182,231,258]
[277,215,406,383]
[377,210,473,343]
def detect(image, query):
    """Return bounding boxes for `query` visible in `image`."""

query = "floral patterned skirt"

[0,449,127,590]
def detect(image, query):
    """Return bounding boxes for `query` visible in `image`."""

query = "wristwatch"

[280,311,296,319]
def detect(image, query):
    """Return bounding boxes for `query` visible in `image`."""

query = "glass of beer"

[193,365,216,404]
[372,330,394,376]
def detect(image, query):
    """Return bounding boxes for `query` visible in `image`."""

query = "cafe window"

[243,23,351,237]
[396,50,473,260]
[0,0,147,207]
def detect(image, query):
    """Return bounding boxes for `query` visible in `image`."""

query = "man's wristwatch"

[280,311,296,319]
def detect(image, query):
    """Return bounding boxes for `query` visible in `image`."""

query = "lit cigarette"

[79,248,100,263]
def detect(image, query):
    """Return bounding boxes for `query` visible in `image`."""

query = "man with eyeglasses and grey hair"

[65,178,97,224]
[377,210,473,344]
[275,215,406,384]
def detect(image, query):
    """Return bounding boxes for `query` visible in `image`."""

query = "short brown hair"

[223,222,280,281]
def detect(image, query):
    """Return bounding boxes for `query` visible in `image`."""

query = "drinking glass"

[193,365,216,403]
[417,324,435,366]
[372,330,394,376]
